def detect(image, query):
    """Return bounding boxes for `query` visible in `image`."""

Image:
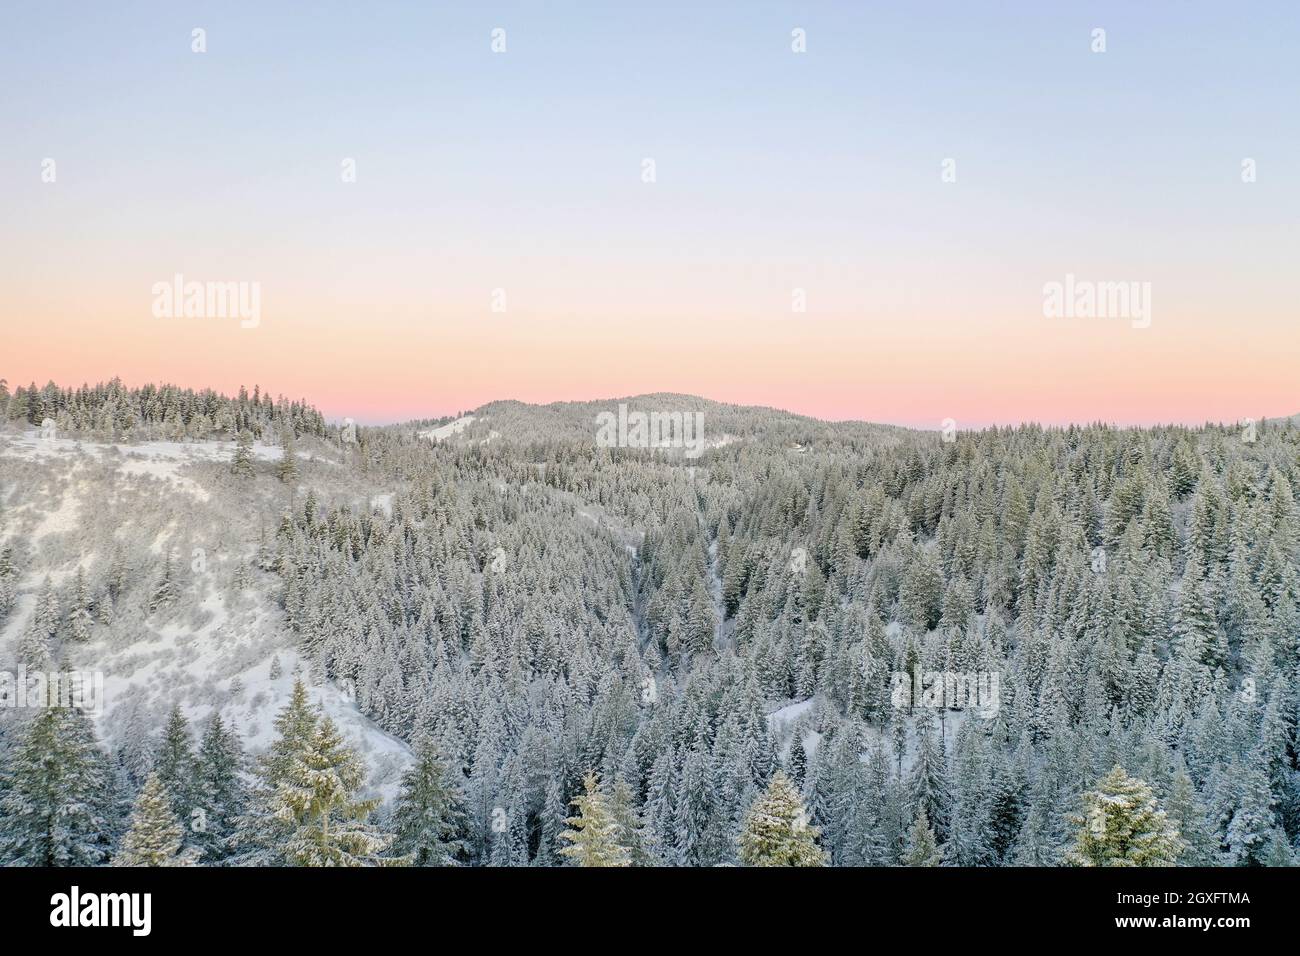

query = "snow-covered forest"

[1,378,1297,867]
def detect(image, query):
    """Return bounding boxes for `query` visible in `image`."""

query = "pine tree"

[1165,766,1218,866]
[1225,766,1277,867]
[559,772,631,867]
[257,678,317,789]
[673,747,715,865]
[276,428,299,484]
[231,429,255,478]
[193,713,246,863]
[113,772,192,866]
[788,733,808,789]
[1263,828,1294,867]
[235,681,320,864]
[149,554,179,613]
[153,706,197,827]
[391,739,467,866]
[67,568,93,642]
[909,714,951,841]
[0,706,114,865]
[1064,766,1184,867]
[18,578,60,668]
[273,716,396,866]
[737,771,826,867]
[0,571,14,625]
[903,808,944,866]
[609,776,650,867]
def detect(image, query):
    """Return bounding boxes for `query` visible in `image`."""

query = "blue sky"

[2,2,1297,426]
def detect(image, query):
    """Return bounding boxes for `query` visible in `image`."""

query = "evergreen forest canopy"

[0,377,1298,867]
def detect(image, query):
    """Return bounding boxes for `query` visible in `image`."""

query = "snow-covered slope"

[0,428,410,799]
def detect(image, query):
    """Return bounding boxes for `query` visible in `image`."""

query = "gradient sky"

[2,1,1297,427]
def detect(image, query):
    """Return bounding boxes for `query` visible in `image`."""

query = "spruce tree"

[18,578,60,668]
[149,554,179,613]
[0,706,113,865]
[193,713,246,862]
[391,738,467,866]
[1064,766,1184,867]
[788,734,808,789]
[1225,766,1278,867]
[236,680,319,864]
[909,714,951,841]
[274,716,396,866]
[903,807,944,866]
[559,772,631,867]
[609,776,650,867]
[153,705,197,826]
[67,568,93,642]
[1165,766,1218,866]
[231,429,256,478]
[276,428,299,484]
[114,772,192,866]
[737,771,827,867]
[257,678,317,788]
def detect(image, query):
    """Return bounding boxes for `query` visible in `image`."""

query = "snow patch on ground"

[0,430,291,465]
[768,698,821,760]
[32,487,81,540]
[419,416,475,443]
[119,456,212,502]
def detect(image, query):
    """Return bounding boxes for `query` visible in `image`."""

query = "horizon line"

[4,373,1295,435]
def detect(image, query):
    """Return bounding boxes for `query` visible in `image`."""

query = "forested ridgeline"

[1,379,1298,866]
[1,378,327,442]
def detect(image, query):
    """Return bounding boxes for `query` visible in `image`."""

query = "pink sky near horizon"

[3,282,1295,429]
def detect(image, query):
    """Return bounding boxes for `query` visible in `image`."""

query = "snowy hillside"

[0,428,411,800]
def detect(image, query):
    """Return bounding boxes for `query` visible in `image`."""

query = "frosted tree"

[788,733,808,788]
[391,739,468,866]
[737,771,827,867]
[1263,828,1293,867]
[1011,798,1054,866]
[1064,766,1184,867]
[17,578,60,668]
[193,713,246,862]
[149,554,179,613]
[1224,765,1277,867]
[0,706,114,866]
[231,429,256,478]
[257,678,317,788]
[276,428,299,484]
[67,568,93,643]
[641,750,677,864]
[909,714,950,841]
[237,679,319,863]
[154,705,197,827]
[673,747,715,865]
[273,716,396,866]
[0,555,15,625]
[1165,765,1218,866]
[609,777,650,867]
[113,772,193,866]
[559,772,631,867]
[903,808,944,866]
